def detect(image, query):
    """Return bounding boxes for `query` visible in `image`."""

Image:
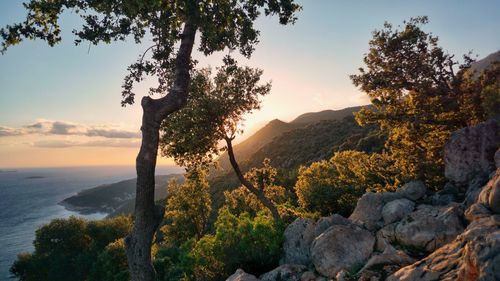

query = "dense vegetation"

[10,17,499,281]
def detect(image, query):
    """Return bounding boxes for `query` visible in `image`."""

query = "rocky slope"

[226,119,500,281]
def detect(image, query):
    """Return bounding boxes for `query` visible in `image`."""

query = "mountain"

[291,105,363,124]
[60,174,183,215]
[470,50,500,73]
[246,116,384,171]
[217,105,366,171]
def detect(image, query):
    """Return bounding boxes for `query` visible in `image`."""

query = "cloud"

[0,126,24,137]
[33,139,141,148]
[0,120,140,139]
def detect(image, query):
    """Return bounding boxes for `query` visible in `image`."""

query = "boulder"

[300,271,327,281]
[387,215,500,281]
[465,203,491,222]
[226,269,260,281]
[314,214,350,237]
[282,218,316,265]
[259,264,306,281]
[444,119,499,186]
[478,169,500,214]
[382,198,415,225]
[349,192,402,231]
[360,245,415,273]
[397,181,427,201]
[310,223,375,278]
[496,148,500,168]
[394,204,464,252]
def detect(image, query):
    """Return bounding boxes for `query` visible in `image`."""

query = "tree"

[10,216,132,281]
[1,1,300,280]
[295,150,399,216]
[161,169,212,244]
[350,16,498,188]
[224,159,289,216]
[160,60,282,221]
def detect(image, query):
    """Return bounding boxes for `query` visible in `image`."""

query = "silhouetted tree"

[160,59,282,221]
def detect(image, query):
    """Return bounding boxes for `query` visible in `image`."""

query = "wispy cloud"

[33,139,141,148]
[0,120,140,139]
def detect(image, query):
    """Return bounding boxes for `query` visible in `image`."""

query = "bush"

[190,209,283,280]
[10,216,132,281]
[295,150,400,216]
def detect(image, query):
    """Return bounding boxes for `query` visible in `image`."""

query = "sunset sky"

[1,0,499,168]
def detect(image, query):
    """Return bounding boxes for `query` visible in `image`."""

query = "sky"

[0,0,499,168]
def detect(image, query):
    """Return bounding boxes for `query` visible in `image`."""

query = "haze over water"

[0,165,181,281]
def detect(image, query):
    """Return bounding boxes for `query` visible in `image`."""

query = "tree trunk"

[224,137,281,222]
[125,21,196,281]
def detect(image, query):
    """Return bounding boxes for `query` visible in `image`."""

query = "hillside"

[290,105,363,124]
[246,115,384,171]
[60,174,183,215]
[217,105,366,171]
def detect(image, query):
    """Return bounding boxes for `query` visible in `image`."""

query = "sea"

[0,165,183,281]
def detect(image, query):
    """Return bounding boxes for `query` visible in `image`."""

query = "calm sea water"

[0,165,182,281]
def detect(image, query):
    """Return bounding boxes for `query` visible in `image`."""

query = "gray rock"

[311,223,375,278]
[478,169,500,214]
[496,148,500,168]
[463,175,489,208]
[259,264,306,281]
[349,192,402,231]
[394,204,464,252]
[464,203,491,221]
[314,214,349,237]
[282,218,316,265]
[387,215,500,281]
[360,245,415,274]
[444,119,499,186]
[300,271,326,281]
[397,181,427,201]
[382,198,415,225]
[226,269,260,281]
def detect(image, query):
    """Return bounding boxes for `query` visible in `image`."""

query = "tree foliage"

[160,58,271,167]
[10,216,132,281]
[1,0,299,106]
[161,169,212,244]
[350,16,499,187]
[295,150,400,216]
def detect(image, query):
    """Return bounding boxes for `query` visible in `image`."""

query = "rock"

[349,192,402,231]
[397,181,427,201]
[335,270,349,281]
[259,264,307,281]
[387,215,500,281]
[311,223,375,278]
[314,214,350,237]
[300,271,326,281]
[478,169,500,213]
[463,175,490,208]
[382,198,415,225]
[360,245,415,273]
[226,269,260,281]
[465,203,491,221]
[496,148,500,168]
[394,204,464,252]
[444,119,499,186]
[282,218,316,265]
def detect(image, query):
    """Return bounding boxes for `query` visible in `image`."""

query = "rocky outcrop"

[444,119,499,185]
[226,269,260,281]
[382,198,415,225]
[387,215,500,281]
[236,121,500,281]
[259,264,307,281]
[282,218,316,265]
[349,192,402,231]
[310,223,375,278]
